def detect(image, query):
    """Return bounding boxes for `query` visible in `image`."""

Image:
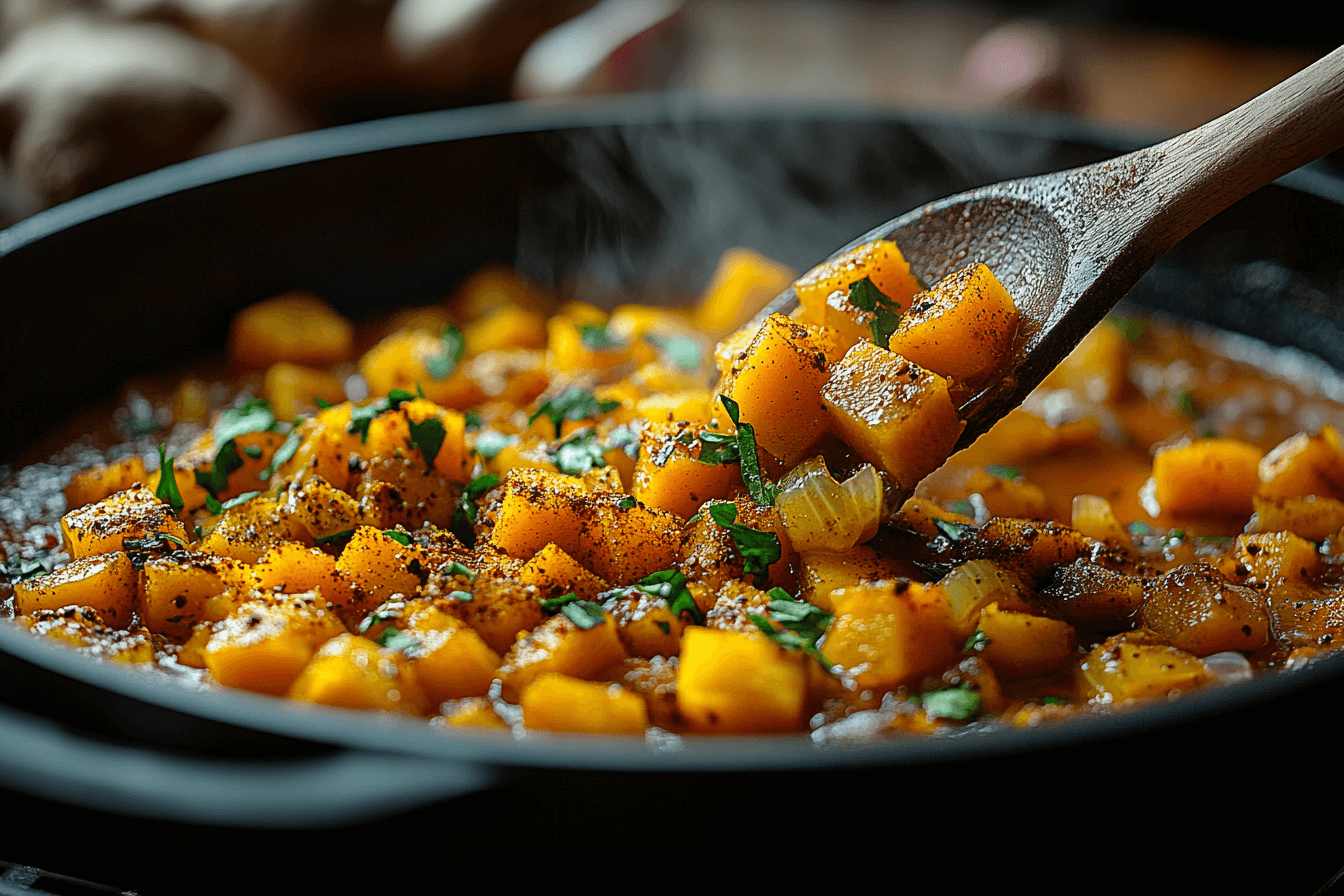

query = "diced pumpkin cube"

[715,313,832,467]
[287,633,430,714]
[491,468,587,559]
[281,476,366,541]
[1258,427,1344,500]
[520,673,649,734]
[275,404,364,491]
[64,456,149,511]
[254,542,364,628]
[606,591,687,658]
[14,552,140,627]
[447,577,545,654]
[1249,494,1344,541]
[975,603,1078,678]
[19,607,156,663]
[1078,632,1209,703]
[797,545,916,612]
[198,496,311,563]
[820,342,964,492]
[1038,319,1131,403]
[402,604,502,702]
[679,498,798,594]
[675,626,807,733]
[335,526,424,604]
[886,263,1018,389]
[61,486,186,559]
[204,593,346,695]
[462,304,548,356]
[229,292,354,369]
[820,581,958,691]
[547,314,635,372]
[496,611,628,702]
[1235,532,1321,583]
[440,697,509,728]
[631,422,740,520]
[517,543,610,602]
[1140,563,1269,656]
[262,362,346,422]
[141,553,253,640]
[359,328,486,409]
[692,247,796,339]
[794,239,923,328]
[361,397,470,484]
[1151,438,1263,518]
[356,456,458,531]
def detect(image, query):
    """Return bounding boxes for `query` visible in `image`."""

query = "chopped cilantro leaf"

[123,531,188,567]
[474,430,514,460]
[541,592,581,613]
[241,445,263,459]
[695,431,741,467]
[578,322,625,351]
[376,627,423,656]
[986,464,1021,480]
[868,306,902,349]
[1040,696,1067,705]
[618,495,636,510]
[950,500,974,517]
[314,529,355,546]
[707,503,781,576]
[347,390,415,443]
[847,278,903,349]
[1174,388,1198,419]
[3,555,49,583]
[444,561,476,580]
[747,611,832,669]
[635,569,701,623]
[561,600,606,629]
[383,529,412,546]
[529,388,620,438]
[426,324,466,380]
[407,416,446,466]
[922,686,981,721]
[644,333,703,370]
[451,473,500,547]
[552,428,608,476]
[260,427,302,482]
[446,590,473,602]
[656,621,671,635]
[155,444,184,514]
[718,395,775,505]
[315,397,333,409]
[1106,314,1145,342]
[463,411,483,430]
[204,490,262,515]
[214,399,277,448]
[963,630,990,652]
[934,519,972,541]
[1128,520,1153,537]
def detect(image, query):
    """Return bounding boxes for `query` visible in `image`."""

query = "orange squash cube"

[794,239,923,328]
[204,593,346,695]
[1151,438,1264,518]
[61,486,186,559]
[229,292,354,369]
[520,673,649,734]
[675,627,807,733]
[287,633,430,714]
[820,581,958,691]
[14,552,140,627]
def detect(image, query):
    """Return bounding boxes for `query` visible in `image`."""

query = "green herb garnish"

[950,500,974,517]
[644,333,703,370]
[1106,314,1145,342]
[444,561,476,580]
[633,569,701,623]
[446,590,474,602]
[963,630,990,652]
[194,399,279,498]
[123,531,188,567]
[529,388,620,438]
[618,496,637,511]
[707,503,781,576]
[314,529,356,546]
[552,428,608,476]
[848,277,903,349]
[407,416,446,466]
[934,519,972,542]
[3,555,49,583]
[204,490,262,515]
[578,322,625,351]
[260,427,302,482]
[155,444,184,514]
[748,591,832,669]
[463,411,483,430]
[347,390,416,442]
[426,324,466,380]
[561,600,606,629]
[451,473,500,547]
[1128,520,1153,537]
[985,464,1021,480]
[695,431,741,467]
[383,529,412,546]
[921,686,981,721]
[718,395,775,505]
[474,430,514,460]
[376,627,423,656]
[1174,388,1198,419]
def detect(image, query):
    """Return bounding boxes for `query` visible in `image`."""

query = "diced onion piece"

[775,456,883,553]
[1071,494,1127,543]
[940,560,1020,638]
[1202,650,1253,684]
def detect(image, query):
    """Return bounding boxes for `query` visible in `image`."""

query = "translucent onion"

[775,456,883,553]
[1071,494,1128,543]
[939,560,1021,638]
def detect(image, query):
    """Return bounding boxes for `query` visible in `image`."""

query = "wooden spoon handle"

[1077,44,1344,269]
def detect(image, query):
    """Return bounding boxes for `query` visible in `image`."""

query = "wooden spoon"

[770,44,1344,453]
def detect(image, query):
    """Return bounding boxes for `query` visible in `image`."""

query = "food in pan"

[4,242,1343,739]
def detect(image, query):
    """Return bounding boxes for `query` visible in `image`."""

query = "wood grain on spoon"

[770,44,1344,454]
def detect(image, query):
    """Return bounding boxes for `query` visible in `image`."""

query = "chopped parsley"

[541,592,581,613]
[748,591,832,668]
[3,554,50,583]
[934,519,972,542]
[631,569,701,623]
[123,531,188,567]
[578,322,625,351]
[921,685,981,721]
[426,324,466,380]
[606,425,639,459]
[474,430,514,460]
[552,428,608,476]
[407,416,446,466]
[451,473,500,547]
[707,503,781,576]
[1174,388,1198,419]
[376,627,423,656]
[444,561,476,580]
[848,277,903,349]
[985,464,1021,480]
[260,427,302,481]
[561,600,606,629]
[463,411,483,430]
[695,431,741,467]
[618,495,637,511]
[1128,520,1153,537]
[383,529,412,546]
[347,390,416,442]
[155,444,184,514]
[718,395,775,505]
[204,490,262,515]
[950,500,974,518]
[194,399,279,498]
[446,590,473,602]
[644,333,703,370]
[1106,314,1145,342]
[963,630,990,652]
[529,388,620,438]
[314,529,356,546]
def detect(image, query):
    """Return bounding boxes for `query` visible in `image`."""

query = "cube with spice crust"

[14,552,141,628]
[204,592,347,696]
[61,485,186,559]
[714,313,833,467]
[821,342,964,494]
[287,633,431,714]
[495,608,628,701]
[819,581,959,691]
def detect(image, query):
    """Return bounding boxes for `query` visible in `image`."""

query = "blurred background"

[0,0,1333,228]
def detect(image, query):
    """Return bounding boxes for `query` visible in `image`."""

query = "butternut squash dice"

[254,542,364,628]
[819,581,958,691]
[198,496,311,563]
[335,526,424,604]
[204,593,346,695]
[794,239,922,327]
[820,342,964,493]
[675,627,806,733]
[1235,532,1321,583]
[496,611,628,702]
[1249,494,1344,541]
[1079,632,1209,703]
[447,577,545,654]
[517,543,610,602]
[261,362,346,421]
[631,421,740,520]
[359,329,486,409]
[1258,426,1344,500]
[14,552,140,627]
[228,292,354,369]
[886,263,1019,389]
[692,247,796,338]
[281,476,365,541]
[141,553,253,640]
[797,545,916,612]
[606,592,687,658]
[287,633,430,714]
[1140,563,1269,656]
[462,304,548,355]
[1151,438,1263,518]
[402,603,502,702]
[975,603,1078,678]
[715,313,832,467]
[520,673,648,734]
[64,456,148,511]
[61,486,186,559]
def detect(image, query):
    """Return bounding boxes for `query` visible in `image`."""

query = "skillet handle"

[0,703,497,828]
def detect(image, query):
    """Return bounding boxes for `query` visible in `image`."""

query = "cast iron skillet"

[3,97,1344,892]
